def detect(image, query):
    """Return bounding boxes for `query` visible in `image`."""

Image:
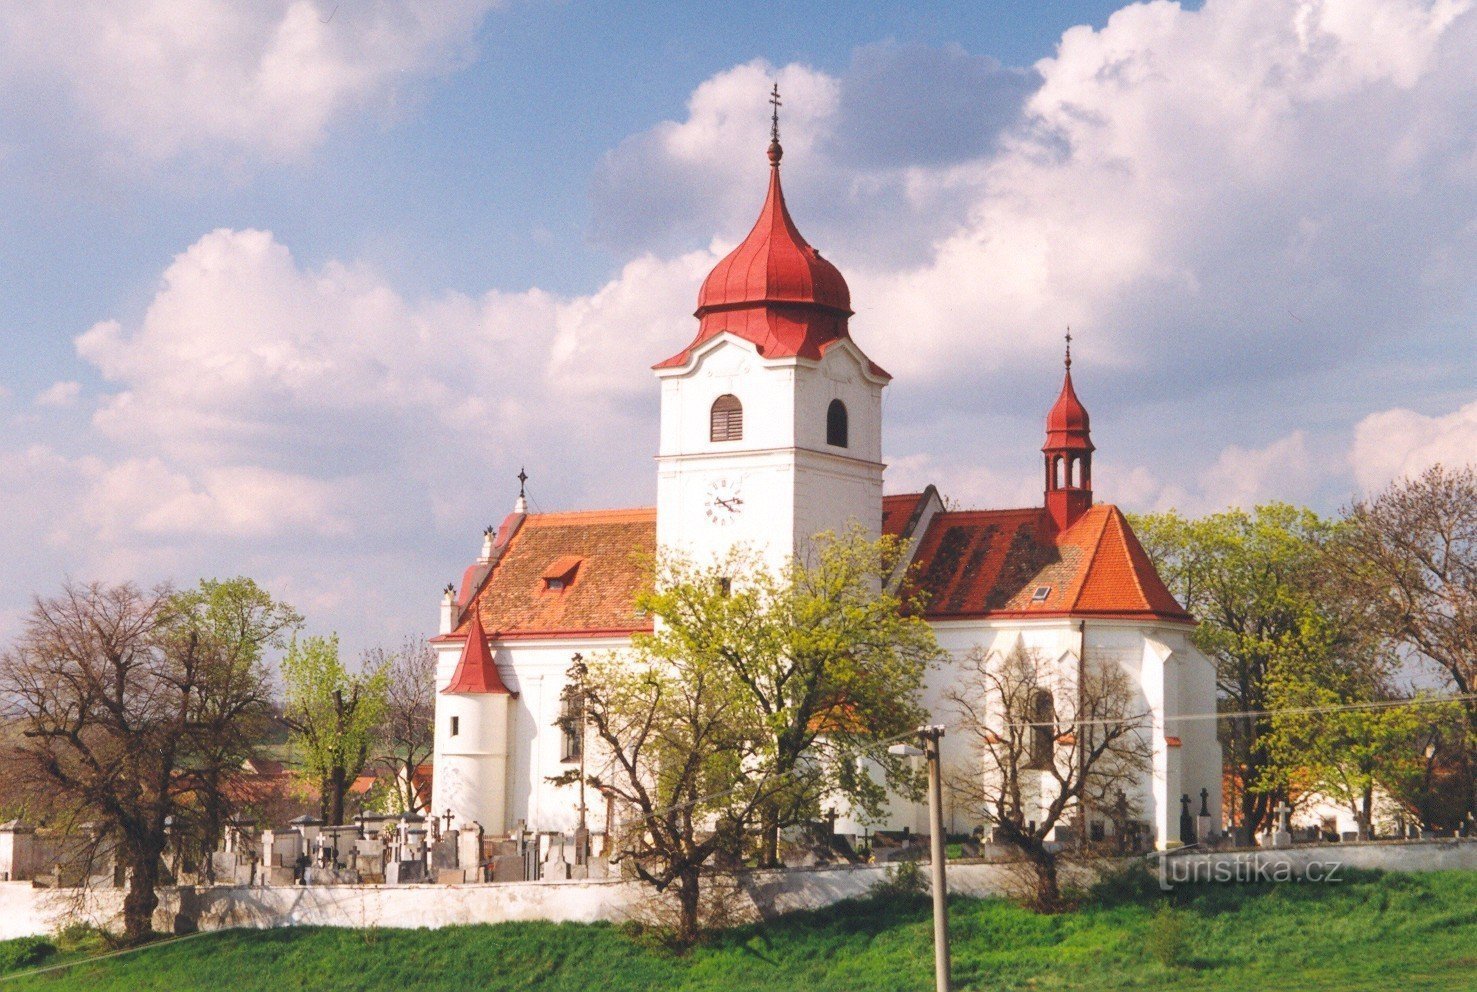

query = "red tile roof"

[444,607,513,693]
[446,497,1187,640]
[655,143,888,379]
[451,507,656,641]
[902,504,1192,623]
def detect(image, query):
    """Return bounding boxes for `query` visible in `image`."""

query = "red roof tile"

[903,504,1192,623]
[656,145,888,379]
[443,608,513,694]
[453,507,656,640]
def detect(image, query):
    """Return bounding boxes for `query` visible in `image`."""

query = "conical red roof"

[695,156,851,315]
[1044,369,1093,452]
[442,607,511,695]
[655,137,880,374]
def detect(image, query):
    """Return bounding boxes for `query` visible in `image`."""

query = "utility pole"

[895,725,951,992]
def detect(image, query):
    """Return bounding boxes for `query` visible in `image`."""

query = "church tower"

[1043,335,1095,531]
[653,88,889,570]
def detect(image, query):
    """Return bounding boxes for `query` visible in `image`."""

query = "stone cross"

[1199,787,1210,817]
[1274,800,1292,833]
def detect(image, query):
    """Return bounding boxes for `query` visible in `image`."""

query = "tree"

[1261,649,1448,839]
[281,636,388,825]
[370,637,437,814]
[1339,465,1477,817]
[638,532,941,867]
[0,579,288,943]
[575,644,781,946]
[163,578,301,878]
[947,644,1152,912]
[1132,504,1340,833]
[572,534,941,943]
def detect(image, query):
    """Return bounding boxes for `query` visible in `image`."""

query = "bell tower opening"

[1043,331,1095,531]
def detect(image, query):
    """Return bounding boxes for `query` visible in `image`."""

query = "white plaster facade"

[654,333,886,573]
[429,153,1223,851]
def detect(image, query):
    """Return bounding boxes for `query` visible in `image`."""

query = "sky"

[1,0,1474,655]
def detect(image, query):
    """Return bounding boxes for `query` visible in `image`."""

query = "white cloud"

[1350,399,1477,490]
[34,381,80,408]
[9,0,1477,648]
[1146,431,1322,514]
[0,1,498,165]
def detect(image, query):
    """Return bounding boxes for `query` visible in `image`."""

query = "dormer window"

[1031,585,1052,603]
[541,555,583,592]
[710,394,743,442]
[826,399,848,448]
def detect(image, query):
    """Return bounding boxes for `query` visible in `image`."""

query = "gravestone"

[1271,801,1293,848]
[1197,788,1215,845]
[1179,794,1196,845]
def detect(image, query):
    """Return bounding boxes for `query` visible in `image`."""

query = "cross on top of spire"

[768,83,783,165]
[1065,327,1072,370]
[517,467,528,499]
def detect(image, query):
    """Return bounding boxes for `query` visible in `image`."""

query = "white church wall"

[655,335,885,573]
[495,636,635,835]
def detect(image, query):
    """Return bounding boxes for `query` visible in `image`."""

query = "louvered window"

[710,394,743,442]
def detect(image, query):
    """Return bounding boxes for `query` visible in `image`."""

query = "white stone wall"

[4,841,1472,940]
[861,617,1222,848]
[435,617,1222,847]
[433,635,636,835]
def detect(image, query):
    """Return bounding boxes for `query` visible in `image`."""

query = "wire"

[985,691,1477,733]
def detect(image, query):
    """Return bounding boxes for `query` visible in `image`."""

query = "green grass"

[2,870,1474,991]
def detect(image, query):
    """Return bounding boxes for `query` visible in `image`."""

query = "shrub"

[1086,860,1160,907]
[870,859,927,900]
[1143,903,1188,968]
[0,937,57,972]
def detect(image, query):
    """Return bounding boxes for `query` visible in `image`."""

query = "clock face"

[704,476,744,526]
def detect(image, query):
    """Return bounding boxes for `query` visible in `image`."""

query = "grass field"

[2,869,1473,991]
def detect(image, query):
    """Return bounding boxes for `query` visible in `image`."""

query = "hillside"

[4,870,1474,991]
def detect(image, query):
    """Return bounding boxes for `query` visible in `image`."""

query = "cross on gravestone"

[1275,800,1292,833]
[1179,794,1196,845]
[1200,787,1210,817]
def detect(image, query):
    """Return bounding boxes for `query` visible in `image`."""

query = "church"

[429,113,1222,852]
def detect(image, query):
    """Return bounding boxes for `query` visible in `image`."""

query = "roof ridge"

[523,506,656,526]
[1102,506,1153,608]
[1066,505,1114,613]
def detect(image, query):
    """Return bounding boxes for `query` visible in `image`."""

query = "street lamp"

[891,725,950,992]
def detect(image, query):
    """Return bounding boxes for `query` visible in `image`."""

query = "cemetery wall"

[0,839,1472,941]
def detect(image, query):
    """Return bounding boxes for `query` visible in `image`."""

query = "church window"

[710,394,743,442]
[826,399,848,447]
[450,716,460,737]
[1026,690,1055,770]
[557,687,584,762]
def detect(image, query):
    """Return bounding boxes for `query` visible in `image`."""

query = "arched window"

[826,399,849,448]
[1027,690,1055,770]
[710,394,743,442]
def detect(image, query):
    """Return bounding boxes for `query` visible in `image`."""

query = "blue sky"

[0,0,1472,652]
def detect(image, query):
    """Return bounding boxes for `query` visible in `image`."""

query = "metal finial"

[768,83,783,165]
[517,467,528,499]
[1064,327,1072,370]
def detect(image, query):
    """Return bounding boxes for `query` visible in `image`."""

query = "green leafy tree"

[572,532,941,943]
[163,578,301,877]
[1132,504,1342,833]
[640,530,943,867]
[1262,646,1449,838]
[281,636,388,825]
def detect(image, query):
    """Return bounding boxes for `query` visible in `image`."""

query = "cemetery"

[0,804,1473,941]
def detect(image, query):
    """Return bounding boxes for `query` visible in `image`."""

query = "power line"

[989,691,1477,732]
